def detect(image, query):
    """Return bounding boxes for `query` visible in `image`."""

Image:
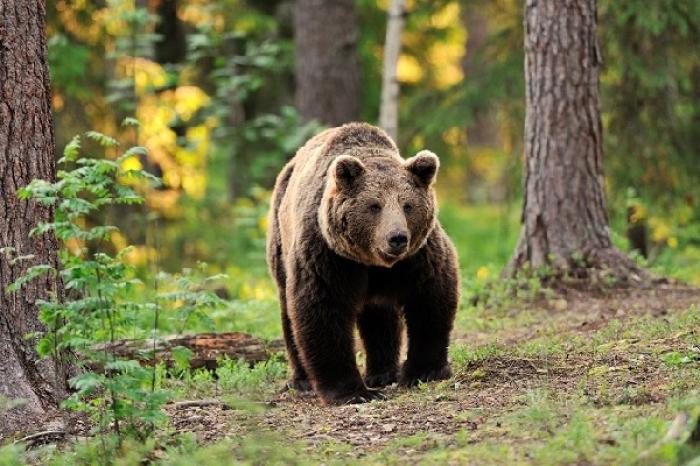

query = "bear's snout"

[387,230,409,255]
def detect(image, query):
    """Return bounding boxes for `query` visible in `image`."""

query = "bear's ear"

[332,155,365,191]
[405,150,439,187]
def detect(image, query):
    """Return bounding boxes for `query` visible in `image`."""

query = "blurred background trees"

[44,0,700,284]
[294,0,361,125]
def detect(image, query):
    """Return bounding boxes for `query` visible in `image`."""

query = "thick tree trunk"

[378,0,406,141]
[507,0,647,285]
[293,0,361,126]
[0,0,67,437]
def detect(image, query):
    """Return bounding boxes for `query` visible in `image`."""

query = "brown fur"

[266,123,460,404]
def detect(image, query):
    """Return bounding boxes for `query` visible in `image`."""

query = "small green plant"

[450,342,504,370]
[216,355,287,396]
[0,442,23,466]
[511,389,558,434]
[663,351,700,368]
[10,128,167,441]
[7,126,228,448]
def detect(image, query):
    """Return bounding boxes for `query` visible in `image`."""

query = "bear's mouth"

[377,249,404,265]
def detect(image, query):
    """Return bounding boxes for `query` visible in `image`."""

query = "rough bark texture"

[508,0,647,284]
[378,0,406,141]
[0,0,67,438]
[293,0,361,126]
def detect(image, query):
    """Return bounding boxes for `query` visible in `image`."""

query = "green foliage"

[601,0,700,204]
[216,355,287,395]
[10,131,162,440]
[450,342,504,369]
[0,443,24,466]
[47,34,91,99]
[154,266,228,334]
[25,1,700,464]
[663,351,700,368]
[7,130,227,446]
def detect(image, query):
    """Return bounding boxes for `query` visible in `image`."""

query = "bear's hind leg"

[281,297,311,391]
[269,238,310,391]
[358,305,401,388]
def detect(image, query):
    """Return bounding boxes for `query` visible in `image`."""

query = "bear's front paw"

[399,363,452,387]
[322,387,386,405]
[285,377,313,392]
[365,370,398,388]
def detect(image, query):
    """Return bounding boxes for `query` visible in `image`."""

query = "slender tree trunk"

[154,0,186,65]
[507,0,647,284]
[293,0,361,126]
[0,0,67,437]
[378,0,405,141]
[462,6,499,149]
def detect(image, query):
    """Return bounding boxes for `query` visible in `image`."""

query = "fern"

[85,130,119,148]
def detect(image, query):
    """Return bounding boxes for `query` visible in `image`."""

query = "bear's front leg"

[358,305,401,388]
[401,289,456,386]
[289,292,383,405]
[400,240,459,386]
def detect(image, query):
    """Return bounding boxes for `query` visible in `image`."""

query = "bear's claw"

[323,387,386,405]
[285,377,313,392]
[365,370,398,388]
[399,364,452,387]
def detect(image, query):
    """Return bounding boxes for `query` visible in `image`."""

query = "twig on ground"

[14,430,66,448]
[171,399,231,410]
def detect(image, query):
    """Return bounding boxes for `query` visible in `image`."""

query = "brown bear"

[266,122,459,405]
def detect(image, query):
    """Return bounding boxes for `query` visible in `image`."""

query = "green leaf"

[121,117,140,127]
[70,372,105,393]
[7,265,54,292]
[85,130,119,147]
[61,135,82,162]
[171,346,194,371]
[105,360,143,373]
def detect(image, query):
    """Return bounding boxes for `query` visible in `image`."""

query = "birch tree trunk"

[379,0,406,141]
[0,0,67,437]
[507,0,648,284]
[293,0,361,126]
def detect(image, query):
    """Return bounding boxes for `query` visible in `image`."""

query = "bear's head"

[319,150,440,267]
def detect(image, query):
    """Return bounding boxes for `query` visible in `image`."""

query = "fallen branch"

[638,412,696,461]
[14,430,66,448]
[662,412,690,443]
[171,399,231,410]
[89,332,284,371]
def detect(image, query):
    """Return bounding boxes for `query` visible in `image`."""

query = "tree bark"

[378,0,405,141]
[507,0,647,285]
[293,0,361,126]
[0,0,67,437]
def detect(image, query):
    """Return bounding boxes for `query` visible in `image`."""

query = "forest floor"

[158,285,700,465]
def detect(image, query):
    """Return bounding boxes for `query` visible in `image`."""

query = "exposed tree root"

[505,246,657,291]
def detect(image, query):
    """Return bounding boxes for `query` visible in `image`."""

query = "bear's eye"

[369,203,382,214]
[403,203,413,213]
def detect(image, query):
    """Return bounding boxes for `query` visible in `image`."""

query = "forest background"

[47,0,700,303]
[2,0,700,463]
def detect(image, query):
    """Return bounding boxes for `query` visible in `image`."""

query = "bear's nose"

[387,231,408,254]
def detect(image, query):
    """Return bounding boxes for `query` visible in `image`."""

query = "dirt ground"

[165,285,700,459]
